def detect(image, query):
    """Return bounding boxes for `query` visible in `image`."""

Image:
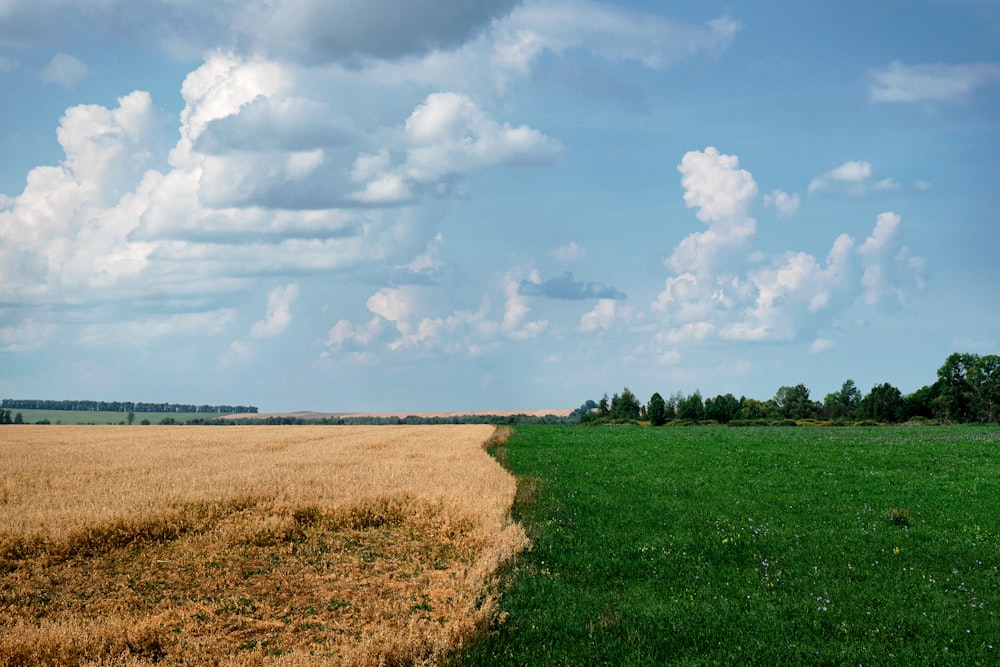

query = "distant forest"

[2,351,996,427]
[0,399,258,414]
[579,352,1000,426]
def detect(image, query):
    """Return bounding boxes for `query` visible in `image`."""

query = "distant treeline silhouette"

[0,399,258,414]
[578,352,999,426]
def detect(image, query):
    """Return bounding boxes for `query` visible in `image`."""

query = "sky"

[1,0,999,412]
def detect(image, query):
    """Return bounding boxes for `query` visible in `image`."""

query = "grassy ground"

[459,424,1000,665]
[9,409,217,424]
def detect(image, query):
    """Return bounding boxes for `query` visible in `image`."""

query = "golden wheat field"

[0,425,528,666]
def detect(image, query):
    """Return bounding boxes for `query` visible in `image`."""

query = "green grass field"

[8,409,222,424]
[460,424,999,665]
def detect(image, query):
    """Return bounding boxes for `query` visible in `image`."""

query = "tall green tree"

[823,379,862,420]
[774,384,816,419]
[969,354,1000,423]
[862,382,905,423]
[704,393,739,423]
[610,387,641,421]
[936,352,978,422]
[903,383,940,420]
[647,392,667,426]
[736,397,764,420]
[677,391,704,421]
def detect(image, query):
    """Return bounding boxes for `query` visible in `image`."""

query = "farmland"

[0,425,527,666]
[461,424,1000,665]
[6,408,577,425]
[6,409,213,425]
[4,423,998,665]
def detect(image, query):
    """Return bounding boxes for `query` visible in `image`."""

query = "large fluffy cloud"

[0,91,162,301]
[0,47,563,309]
[248,0,521,64]
[652,147,923,349]
[665,147,757,276]
[350,91,563,205]
[0,0,520,64]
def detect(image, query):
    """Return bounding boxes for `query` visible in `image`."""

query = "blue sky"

[1,0,998,412]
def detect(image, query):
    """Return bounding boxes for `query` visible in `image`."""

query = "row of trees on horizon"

[0,399,259,414]
[576,352,1000,425]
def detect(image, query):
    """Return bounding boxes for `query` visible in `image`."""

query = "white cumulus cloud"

[652,149,924,349]
[808,160,898,196]
[580,298,630,333]
[665,146,757,276]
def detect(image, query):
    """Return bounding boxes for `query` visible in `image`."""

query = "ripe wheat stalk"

[0,425,527,666]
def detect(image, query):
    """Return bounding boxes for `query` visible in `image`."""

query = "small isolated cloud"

[250,282,299,338]
[870,60,1000,103]
[40,53,89,87]
[519,271,626,300]
[579,298,632,333]
[764,189,800,218]
[551,241,586,262]
[810,338,834,353]
[808,160,898,196]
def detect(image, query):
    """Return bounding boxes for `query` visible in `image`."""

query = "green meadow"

[460,425,999,665]
[8,408,214,424]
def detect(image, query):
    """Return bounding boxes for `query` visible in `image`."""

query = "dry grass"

[0,425,527,666]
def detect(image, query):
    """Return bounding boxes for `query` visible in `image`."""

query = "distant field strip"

[218,409,576,421]
[0,425,527,666]
[9,409,215,424]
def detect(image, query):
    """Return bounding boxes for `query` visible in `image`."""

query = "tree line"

[577,352,1000,425]
[0,399,258,414]
[225,413,575,426]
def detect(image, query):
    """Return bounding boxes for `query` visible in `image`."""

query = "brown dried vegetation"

[0,425,527,666]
